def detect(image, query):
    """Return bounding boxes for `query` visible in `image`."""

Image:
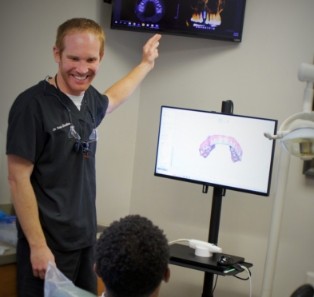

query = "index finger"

[147,34,162,46]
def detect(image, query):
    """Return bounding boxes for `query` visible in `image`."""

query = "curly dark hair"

[95,215,169,297]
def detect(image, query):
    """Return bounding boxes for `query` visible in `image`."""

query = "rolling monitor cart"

[168,185,252,297]
[155,100,277,297]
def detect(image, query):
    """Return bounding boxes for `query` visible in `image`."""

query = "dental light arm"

[264,63,314,160]
[261,62,314,297]
[298,63,314,112]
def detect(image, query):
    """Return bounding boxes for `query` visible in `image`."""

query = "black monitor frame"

[154,105,278,196]
[110,0,247,42]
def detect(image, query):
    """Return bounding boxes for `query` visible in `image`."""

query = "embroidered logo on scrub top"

[52,122,71,132]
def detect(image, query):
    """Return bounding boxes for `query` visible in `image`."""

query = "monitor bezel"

[110,0,247,42]
[154,105,278,196]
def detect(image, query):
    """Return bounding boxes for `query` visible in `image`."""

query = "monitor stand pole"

[202,100,233,297]
[202,186,225,297]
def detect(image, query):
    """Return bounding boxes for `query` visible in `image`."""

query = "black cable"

[211,274,219,294]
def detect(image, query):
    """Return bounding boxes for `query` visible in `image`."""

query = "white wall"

[0,0,314,296]
[130,0,314,296]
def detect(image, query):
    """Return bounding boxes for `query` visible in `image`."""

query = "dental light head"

[265,63,314,160]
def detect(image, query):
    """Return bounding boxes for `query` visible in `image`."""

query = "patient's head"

[95,215,170,297]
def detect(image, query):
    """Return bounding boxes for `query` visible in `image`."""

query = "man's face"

[54,31,103,96]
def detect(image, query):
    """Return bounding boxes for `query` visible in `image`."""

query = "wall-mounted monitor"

[154,106,278,196]
[110,0,246,42]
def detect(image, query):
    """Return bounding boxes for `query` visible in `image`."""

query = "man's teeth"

[75,76,87,81]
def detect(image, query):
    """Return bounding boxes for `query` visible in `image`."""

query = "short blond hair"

[55,18,105,56]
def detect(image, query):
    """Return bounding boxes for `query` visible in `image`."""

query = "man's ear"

[163,266,170,283]
[53,46,61,63]
[99,50,105,62]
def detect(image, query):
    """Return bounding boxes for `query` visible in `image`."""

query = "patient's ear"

[163,267,170,283]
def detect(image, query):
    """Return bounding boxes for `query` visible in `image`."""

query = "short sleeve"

[6,94,45,163]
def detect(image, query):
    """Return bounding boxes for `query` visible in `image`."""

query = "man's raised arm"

[105,34,162,114]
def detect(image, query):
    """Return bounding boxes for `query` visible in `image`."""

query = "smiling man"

[6,18,161,297]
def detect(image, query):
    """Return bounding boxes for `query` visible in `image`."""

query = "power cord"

[236,265,252,297]
[168,238,191,245]
[211,274,218,295]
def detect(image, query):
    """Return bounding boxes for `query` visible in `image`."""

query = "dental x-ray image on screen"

[154,106,278,196]
[111,0,246,42]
